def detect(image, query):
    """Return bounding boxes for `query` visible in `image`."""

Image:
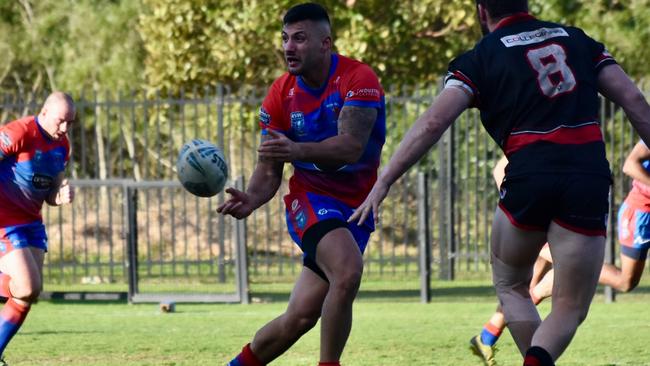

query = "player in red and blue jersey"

[219,3,384,366]
[350,0,650,365]
[0,92,75,364]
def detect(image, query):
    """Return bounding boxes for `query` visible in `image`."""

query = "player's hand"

[258,129,299,162]
[217,187,255,219]
[56,179,74,205]
[348,180,390,226]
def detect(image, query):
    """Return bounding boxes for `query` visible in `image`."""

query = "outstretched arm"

[218,134,284,220]
[598,64,650,144]
[349,87,471,224]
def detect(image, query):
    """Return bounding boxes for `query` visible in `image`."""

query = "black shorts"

[498,174,610,236]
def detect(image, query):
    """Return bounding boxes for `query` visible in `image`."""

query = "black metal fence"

[0,87,645,294]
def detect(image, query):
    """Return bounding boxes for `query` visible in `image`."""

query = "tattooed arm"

[258,106,378,167]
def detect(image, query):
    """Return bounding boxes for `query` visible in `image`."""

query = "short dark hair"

[476,0,528,19]
[283,2,330,26]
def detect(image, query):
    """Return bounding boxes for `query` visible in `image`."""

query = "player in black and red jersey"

[350,0,650,365]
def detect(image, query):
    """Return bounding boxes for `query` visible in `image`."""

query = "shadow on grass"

[251,284,498,303]
[20,330,104,335]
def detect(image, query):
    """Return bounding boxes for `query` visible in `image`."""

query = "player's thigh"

[491,205,547,267]
[315,227,363,281]
[547,222,604,303]
[286,267,329,320]
[538,243,552,263]
[0,224,46,288]
[530,253,552,289]
[0,248,43,289]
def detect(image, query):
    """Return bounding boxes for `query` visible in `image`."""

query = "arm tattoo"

[338,106,377,148]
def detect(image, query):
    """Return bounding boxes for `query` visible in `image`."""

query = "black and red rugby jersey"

[445,13,616,178]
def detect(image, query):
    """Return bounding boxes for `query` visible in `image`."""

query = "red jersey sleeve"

[0,119,29,159]
[341,64,383,109]
[259,78,289,133]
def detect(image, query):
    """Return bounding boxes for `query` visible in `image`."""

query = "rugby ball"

[176,139,229,197]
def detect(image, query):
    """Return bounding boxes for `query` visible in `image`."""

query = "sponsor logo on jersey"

[0,132,11,148]
[288,88,295,97]
[259,108,271,125]
[291,199,300,213]
[346,88,380,99]
[32,173,54,190]
[500,27,569,48]
[295,210,307,229]
[318,208,342,216]
[499,187,507,199]
[291,111,306,136]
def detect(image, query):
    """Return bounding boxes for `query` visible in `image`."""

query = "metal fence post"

[126,185,139,303]
[233,176,250,304]
[605,189,616,303]
[217,84,227,284]
[438,128,456,280]
[418,172,431,303]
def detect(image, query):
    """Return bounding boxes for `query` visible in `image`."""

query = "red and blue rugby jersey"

[626,142,650,209]
[0,116,70,226]
[260,54,386,207]
[445,13,616,179]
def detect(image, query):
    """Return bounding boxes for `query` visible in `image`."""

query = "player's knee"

[284,310,319,335]
[618,275,640,293]
[330,269,362,300]
[554,297,591,325]
[11,283,41,302]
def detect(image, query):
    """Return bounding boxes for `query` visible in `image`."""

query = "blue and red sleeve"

[341,64,384,109]
[0,119,29,159]
[259,78,290,135]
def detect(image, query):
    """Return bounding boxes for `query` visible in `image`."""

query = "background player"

[0,92,75,365]
[218,3,385,366]
[350,0,650,364]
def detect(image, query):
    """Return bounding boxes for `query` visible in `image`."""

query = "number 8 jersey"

[445,13,616,179]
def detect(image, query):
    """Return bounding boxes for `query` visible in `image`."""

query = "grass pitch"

[7,277,650,365]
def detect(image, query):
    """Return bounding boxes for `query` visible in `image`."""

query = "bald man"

[0,91,75,364]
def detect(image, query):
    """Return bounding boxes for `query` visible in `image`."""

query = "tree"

[0,0,143,95]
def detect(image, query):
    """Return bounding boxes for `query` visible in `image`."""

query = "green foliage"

[137,0,480,93]
[0,0,143,94]
[1,1,649,95]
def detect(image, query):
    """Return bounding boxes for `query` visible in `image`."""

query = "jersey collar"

[34,115,55,142]
[494,12,535,31]
[297,53,339,97]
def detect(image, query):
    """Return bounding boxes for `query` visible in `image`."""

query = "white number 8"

[526,44,576,98]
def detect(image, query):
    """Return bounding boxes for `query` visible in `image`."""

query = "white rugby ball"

[177,139,229,197]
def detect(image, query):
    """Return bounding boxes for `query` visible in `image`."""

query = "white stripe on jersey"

[509,121,599,135]
[500,27,569,48]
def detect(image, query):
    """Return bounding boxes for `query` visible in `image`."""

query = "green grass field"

[6,277,650,365]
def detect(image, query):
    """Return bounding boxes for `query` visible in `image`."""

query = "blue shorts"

[284,191,374,280]
[617,202,650,260]
[0,221,48,257]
